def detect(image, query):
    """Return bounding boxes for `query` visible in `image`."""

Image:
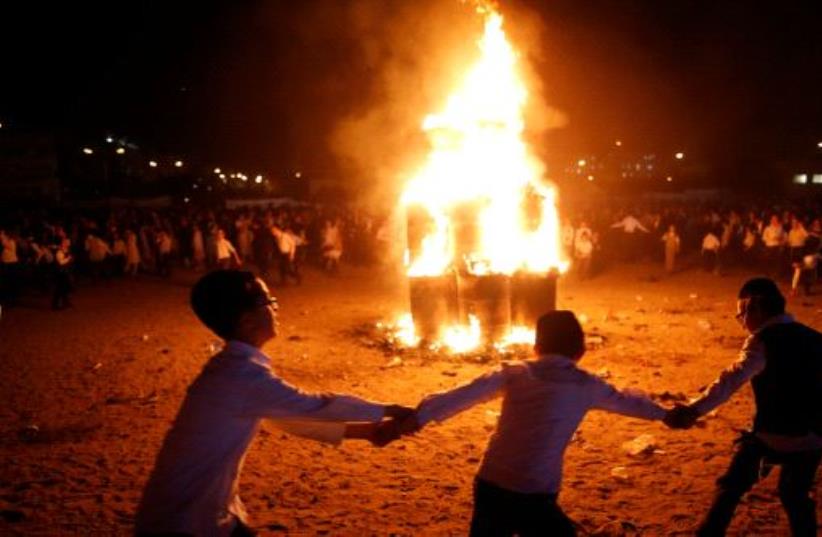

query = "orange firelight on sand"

[394,5,567,351]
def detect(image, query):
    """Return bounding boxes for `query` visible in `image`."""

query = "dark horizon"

[2,0,821,185]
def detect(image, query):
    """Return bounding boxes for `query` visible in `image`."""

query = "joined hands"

[663,404,699,429]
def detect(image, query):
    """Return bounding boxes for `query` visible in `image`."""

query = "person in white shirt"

[155,229,174,277]
[125,230,141,276]
[702,229,721,274]
[665,278,822,536]
[610,213,649,262]
[382,311,668,537]
[320,219,343,273]
[661,224,681,274]
[86,233,111,280]
[271,225,305,285]
[52,238,73,310]
[215,228,240,269]
[573,222,594,280]
[135,270,413,537]
[761,215,785,276]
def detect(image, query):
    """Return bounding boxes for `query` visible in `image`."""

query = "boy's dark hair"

[535,310,585,358]
[738,277,785,317]
[190,270,260,340]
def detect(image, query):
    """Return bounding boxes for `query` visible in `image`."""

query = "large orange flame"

[392,5,565,352]
[402,7,567,278]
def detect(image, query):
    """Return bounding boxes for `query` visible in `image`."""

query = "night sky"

[2,1,821,186]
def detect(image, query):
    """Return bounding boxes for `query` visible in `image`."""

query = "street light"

[149,160,158,168]
[615,140,622,147]
[115,147,126,155]
[105,136,114,143]
[174,160,183,168]
[82,147,94,155]
[577,159,587,167]
[587,175,594,181]
[213,167,221,174]
[254,175,263,184]
[817,141,822,149]
[666,176,673,182]
[675,152,685,160]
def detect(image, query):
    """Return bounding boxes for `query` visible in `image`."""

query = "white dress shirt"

[690,314,822,452]
[762,224,785,248]
[611,215,649,234]
[416,355,665,494]
[136,341,386,536]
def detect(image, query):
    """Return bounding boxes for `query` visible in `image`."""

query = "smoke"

[305,0,567,209]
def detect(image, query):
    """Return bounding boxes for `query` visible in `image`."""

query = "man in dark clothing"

[666,277,822,536]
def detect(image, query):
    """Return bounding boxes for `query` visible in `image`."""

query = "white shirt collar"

[223,340,271,367]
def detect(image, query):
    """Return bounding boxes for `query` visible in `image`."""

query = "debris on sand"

[610,466,630,482]
[586,334,607,349]
[382,356,403,369]
[621,434,657,457]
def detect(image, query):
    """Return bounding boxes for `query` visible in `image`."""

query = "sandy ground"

[0,262,820,536]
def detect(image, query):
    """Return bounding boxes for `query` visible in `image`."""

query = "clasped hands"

[363,402,700,447]
[663,403,700,430]
[359,404,421,447]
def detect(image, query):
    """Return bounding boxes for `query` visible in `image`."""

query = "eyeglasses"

[252,295,278,310]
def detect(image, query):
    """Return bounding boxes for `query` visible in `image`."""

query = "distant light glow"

[219,173,226,179]
[174,160,183,168]
[615,140,622,147]
[295,171,302,178]
[115,147,125,155]
[587,175,594,181]
[817,141,822,148]
[675,152,685,160]
[813,174,822,184]
[254,175,263,184]
[149,160,158,167]
[82,147,94,155]
[666,176,673,182]
[577,159,587,167]
[794,174,808,184]
[213,167,221,174]
[105,136,113,143]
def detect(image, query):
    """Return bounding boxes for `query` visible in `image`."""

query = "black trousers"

[469,478,576,537]
[697,433,821,537]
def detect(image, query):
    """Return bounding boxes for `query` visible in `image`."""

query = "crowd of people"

[3,197,822,310]
[562,199,822,295]
[0,203,394,310]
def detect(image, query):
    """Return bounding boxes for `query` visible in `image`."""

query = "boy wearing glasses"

[666,277,822,536]
[136,270,411,537]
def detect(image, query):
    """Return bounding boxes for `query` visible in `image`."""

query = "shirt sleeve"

[415,366,509,427]
[690,336,766,416]
[241,373,385,423]
[268,420,347,446]
[589,377,666,420]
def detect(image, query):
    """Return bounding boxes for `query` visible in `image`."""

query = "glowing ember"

[402,7,567,278]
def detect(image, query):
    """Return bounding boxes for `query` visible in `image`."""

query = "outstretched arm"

[687,336,765,417]
[415,365,509,428]
[590,377,666,420]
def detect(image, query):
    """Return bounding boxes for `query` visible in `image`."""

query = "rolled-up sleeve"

[416,366,508,427]
[691,336,766,416]
[590,377,666,420]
